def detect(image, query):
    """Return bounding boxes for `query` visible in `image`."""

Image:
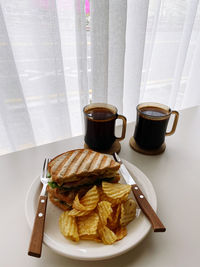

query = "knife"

[113,153,166,232]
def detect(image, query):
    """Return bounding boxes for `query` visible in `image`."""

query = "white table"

[1,106,200,267]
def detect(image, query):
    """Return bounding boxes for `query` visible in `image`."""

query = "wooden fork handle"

[28,195,48,257]
[132,185,166,232]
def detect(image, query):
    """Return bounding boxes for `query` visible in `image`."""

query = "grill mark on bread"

[100,156,112,169]
[58,150,79,177]
[88,152,99,172]
[77,150,96,174]
[53,151,74,177]
[51,153,67,173]
[89,153,104,172]
[65,149,89,177]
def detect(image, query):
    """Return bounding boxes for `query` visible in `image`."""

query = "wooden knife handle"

[28,195,48,257]
[132,185,166,232]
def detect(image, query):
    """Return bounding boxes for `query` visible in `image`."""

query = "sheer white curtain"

[0,0,200,155]
[0,0,87,154]
[141,0,200,110]
[90,0,200,121]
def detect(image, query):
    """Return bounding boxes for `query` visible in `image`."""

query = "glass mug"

[83,103,127,151]
[133,102,179,151]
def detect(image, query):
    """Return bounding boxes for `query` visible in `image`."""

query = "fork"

[28,158,50,258]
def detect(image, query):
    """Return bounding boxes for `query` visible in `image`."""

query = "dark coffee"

[84,107,117,151]
[87,108,114,120]
[141,109,166,117]
[134,107,169,150]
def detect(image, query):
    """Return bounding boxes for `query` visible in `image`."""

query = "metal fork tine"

[44,159,48,178]
[44,159,47,178]
[42,158,46,177]
[44,158,50,178]
[46,159,50,177]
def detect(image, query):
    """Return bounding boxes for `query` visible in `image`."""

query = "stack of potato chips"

[59,182,137,245]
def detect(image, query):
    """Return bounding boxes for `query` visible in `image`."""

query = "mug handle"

[115,115,127,141]
[165,111,179,136]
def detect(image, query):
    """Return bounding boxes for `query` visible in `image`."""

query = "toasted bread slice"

[49,194,71,211]
[48,149,120,184]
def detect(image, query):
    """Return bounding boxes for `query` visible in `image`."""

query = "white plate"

[25,159,157,261]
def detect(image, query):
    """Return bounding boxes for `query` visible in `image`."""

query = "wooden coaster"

[84,140,121,155]
[129,136,166,155]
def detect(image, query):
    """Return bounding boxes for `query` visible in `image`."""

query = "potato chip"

[120,198,137,226]
[72,194,86,211]
[107,203,121,229]
[98,225,117,245]
[97,201,113,225]
[59,183,137,245]
[81,185,99,204]
[99,187,128,207]
[59,212,66,235]
[73,185,99,211]
[68,208,91,217]
[78,212,99,236]
[117,192,129,203]
[102,182,131,200]
[99,188,113,202]
[115,227,127,241]
[59,211,79,242]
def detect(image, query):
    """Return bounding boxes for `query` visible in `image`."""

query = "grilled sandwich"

[47,149,120,210]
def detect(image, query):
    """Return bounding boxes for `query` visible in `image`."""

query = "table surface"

[1,106,200,267]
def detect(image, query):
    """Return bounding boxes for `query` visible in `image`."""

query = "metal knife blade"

[113,152,136,185]
[113,153,166,232]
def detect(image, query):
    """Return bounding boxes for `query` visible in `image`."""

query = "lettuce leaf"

[48,181,60,189]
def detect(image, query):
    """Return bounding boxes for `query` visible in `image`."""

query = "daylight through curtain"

[0,0,200,155]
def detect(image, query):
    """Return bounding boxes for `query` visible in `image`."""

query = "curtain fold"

[123,0,149,121]
[56,0,87,136]
[169,0,199,108]
[74,0,89,110]
[107,0,127,115]
[90,0,109,103]
[183,30,200,107]
[140,0,162,101]
[49,0,72,137]
[0,4,36,152]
